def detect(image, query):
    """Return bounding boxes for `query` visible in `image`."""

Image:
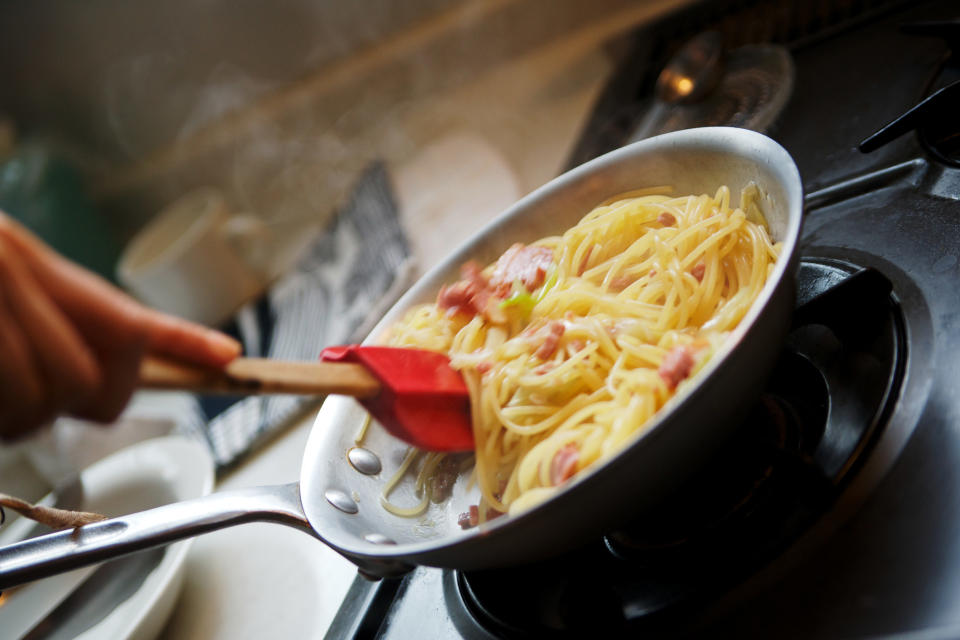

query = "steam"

[176,63,278,141]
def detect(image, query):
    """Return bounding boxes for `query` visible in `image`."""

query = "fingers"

[0,212,241,431]
[0,214,241,368]
[70,332,147,423]
[0,297,45,439]
[0,239,102,394]
[0,214,145,334]
[138,308,241,366]
[0,233,102,438]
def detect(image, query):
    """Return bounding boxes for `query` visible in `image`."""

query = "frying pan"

[0,127,803,587]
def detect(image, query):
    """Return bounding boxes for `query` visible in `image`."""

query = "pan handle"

[0,482,313,591]
[802,158,926,212]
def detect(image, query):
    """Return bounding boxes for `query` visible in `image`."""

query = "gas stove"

[326,1,960,637]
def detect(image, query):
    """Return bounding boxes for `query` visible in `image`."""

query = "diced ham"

[657,212,676,226]
[462,261,487,287]
[658,345,695,390]
[458,505,480,529]
[437,261,506,323]
[490,244,554,294]
[437,262,491,315]
[486,508,504,522]
[437,281,481,315]
[550,443,580,486]
[476,361,493,374]
[438,246,553,322]
[691,262,706,282]
[609,275,636,291]
[533,321,565,360]
[576,245,594,276]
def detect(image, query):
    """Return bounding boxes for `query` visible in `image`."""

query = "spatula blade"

[320,345,474,452]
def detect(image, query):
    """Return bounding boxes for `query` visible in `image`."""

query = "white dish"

[0,436,214,640]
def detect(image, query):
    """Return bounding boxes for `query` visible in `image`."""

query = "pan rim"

[301,126,804,564]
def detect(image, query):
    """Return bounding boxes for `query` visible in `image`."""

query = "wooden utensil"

[138,345,474,452]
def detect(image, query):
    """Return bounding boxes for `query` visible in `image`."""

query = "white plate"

[0,436,214,640]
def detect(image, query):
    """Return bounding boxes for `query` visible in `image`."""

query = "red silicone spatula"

[138,345,473,451]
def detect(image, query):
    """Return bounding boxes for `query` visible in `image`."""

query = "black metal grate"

[566,0,913,168]
[453,261,906,638]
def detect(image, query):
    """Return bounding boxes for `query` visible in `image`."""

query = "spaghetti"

[382,185,781,522]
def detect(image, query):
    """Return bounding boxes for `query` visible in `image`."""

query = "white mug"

[117,188,270,326]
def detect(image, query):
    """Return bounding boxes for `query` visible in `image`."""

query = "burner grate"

[603,351,830,566]
[452,260,906,638]
[567,0,913,168]
[627,43,795,141]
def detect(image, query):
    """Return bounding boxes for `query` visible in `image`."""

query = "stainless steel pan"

[0,127,804,587]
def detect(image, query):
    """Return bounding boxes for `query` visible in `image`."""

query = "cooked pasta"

[381,185,781,523]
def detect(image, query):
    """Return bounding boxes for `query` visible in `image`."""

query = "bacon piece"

[533,321,565,360]
[437,281,479,315]
[458,505,480,529]
[490,244,554,294]
[437,261,506,323]
[576,245,594,276]
[550,443,580,486]
[609,275,636,292]
[462,262,487,286]
[657,212,676,226]
[658,345,695,390]
[486,508,505,521]
[437,262,490,315]
[691,262,706,282]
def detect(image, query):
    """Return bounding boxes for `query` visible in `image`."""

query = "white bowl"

[0,436,213,640]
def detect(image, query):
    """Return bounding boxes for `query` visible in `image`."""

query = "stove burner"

[604,352,829,565]
[629,44,794,141]
[453,260,905,638]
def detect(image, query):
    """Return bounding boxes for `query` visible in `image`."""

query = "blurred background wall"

[0,0,684,274]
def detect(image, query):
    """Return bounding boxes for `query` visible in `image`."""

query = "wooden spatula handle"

[139,356,381,398]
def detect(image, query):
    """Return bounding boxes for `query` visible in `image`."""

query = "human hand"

[0,212,241,440]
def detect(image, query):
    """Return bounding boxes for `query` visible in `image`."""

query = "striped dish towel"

[174,162,412,469]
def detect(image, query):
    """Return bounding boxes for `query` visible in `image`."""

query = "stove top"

[452,263,904,638]
[327,1,960,637]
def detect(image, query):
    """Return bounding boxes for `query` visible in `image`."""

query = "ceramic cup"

[117,188,270,326]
